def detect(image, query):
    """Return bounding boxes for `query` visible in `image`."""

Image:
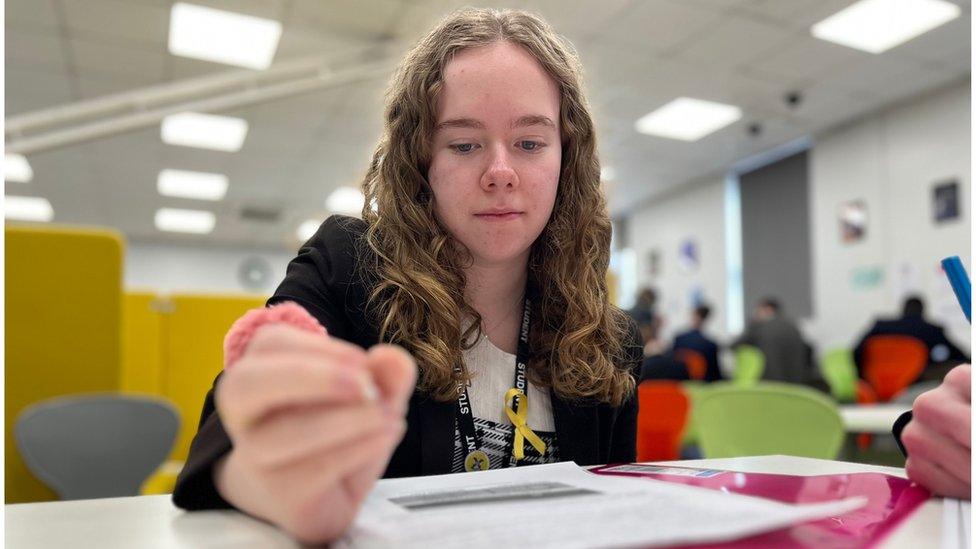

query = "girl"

[173,8,641,544]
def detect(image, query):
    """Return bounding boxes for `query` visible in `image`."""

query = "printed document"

[337,462,865,548]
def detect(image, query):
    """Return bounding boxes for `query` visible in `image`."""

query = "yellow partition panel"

[163,293,267,461]
[121,292,164,395]
[5,225,123,503]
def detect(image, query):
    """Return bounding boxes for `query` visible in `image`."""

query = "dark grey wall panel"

[739,151,812,319]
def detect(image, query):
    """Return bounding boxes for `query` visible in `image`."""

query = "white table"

[840,404,912,433]
[6,455,942,548]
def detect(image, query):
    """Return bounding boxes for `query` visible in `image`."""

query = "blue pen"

[940,256,971,323]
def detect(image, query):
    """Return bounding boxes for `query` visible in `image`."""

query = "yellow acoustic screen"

[5,225,123,503]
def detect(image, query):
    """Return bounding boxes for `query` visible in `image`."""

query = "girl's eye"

[519,140,543,151]
[451,143,476,153]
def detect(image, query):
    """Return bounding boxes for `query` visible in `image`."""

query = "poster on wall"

[839,200,867,244]
[678,238,699,274]
[851,265,884,291]
[932,179,960,223]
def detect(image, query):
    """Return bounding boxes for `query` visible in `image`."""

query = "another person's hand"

[213,324,416,543]
[902,364,971,499]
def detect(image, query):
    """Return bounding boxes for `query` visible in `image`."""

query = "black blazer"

[673,329,723,382]
[853,316,970,371]
[173,215,642,510]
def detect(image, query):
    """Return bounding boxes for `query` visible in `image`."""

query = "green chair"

[733,345,765,385]
[820,348,858,403]
[679,381,711,446]
[695,382,844,459]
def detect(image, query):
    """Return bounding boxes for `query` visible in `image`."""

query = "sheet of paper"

[337,462,865,548]
[942,499,972,549]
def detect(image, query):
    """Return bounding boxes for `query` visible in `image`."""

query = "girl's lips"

[474,212,523,221]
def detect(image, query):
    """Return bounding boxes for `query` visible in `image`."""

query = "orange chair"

[854,380,880,450]
[636,381,690,461]
[674,349,707,380]
[862,336,928,402]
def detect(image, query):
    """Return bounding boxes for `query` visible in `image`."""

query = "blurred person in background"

[854,295,970,382]
[734,297,812,384]
[638,316,689,383]
[672,304,722,382]
[627,287,661,345]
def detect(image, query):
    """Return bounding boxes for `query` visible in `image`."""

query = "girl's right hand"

[212,324,417,544]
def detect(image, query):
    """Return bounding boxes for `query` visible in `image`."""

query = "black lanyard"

[455,295,532,471]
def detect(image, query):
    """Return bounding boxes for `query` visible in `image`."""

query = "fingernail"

[358,373,379,402]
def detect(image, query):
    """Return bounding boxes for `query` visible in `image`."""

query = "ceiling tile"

[884,14,971,67]
[596,0,726,54]
[671,14,797,71]
[6,0,60,30]
[5,67,74,115]
[748,34,869,82]
[520,0,632,42]
[6,28,68,73]
[61,0,169,47]
[70,37,166,82]
[288,0,404,41]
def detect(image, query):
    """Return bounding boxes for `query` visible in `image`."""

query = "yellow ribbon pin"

[504,388,547,460]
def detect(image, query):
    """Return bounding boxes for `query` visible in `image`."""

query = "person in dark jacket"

[672,304,723,382]
[734,297,810,384]
[637,312,689,383]
[172,9,641,545]
[854,296,970,381]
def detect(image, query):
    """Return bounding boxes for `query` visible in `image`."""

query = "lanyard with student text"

[455,295,546,471]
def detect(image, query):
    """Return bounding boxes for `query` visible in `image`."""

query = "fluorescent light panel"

[161,112,249,151]
[168,2,282,69]
[811,0,961,54]
[158,169,228,201]
[635,98,742,141]
[5,154,33,183]
[6,196,53,222]
[326,187,365,216]
[296,219,320,242]
[155,207,216,234]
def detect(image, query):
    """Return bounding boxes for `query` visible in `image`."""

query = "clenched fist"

[213,324,417,543]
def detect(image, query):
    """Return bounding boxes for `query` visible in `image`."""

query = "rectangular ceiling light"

[168,2,282,69]
[155,207,216,234]
[158,169,229,201]
[161,112,249,151]
[635,98,742,141]
[812,0,961,54]
[5,154,34,183]
[6,196,53,222]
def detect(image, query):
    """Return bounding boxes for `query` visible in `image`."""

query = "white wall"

[810,80,972,352]
[125,242,295,295]
[626,176,730,342]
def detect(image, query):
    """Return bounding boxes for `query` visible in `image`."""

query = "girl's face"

[427,41,561,268]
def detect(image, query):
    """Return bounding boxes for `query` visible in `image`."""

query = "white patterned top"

[450,332,559,472]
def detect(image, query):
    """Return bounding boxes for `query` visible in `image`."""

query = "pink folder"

[590,463,930,548]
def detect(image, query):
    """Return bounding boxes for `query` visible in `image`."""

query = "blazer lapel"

[551,390,601,465]
[417,395,456,475]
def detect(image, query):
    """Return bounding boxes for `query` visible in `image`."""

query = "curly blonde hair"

[361,8,634,405]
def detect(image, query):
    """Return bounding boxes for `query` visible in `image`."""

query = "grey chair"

[15,394,179,500]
